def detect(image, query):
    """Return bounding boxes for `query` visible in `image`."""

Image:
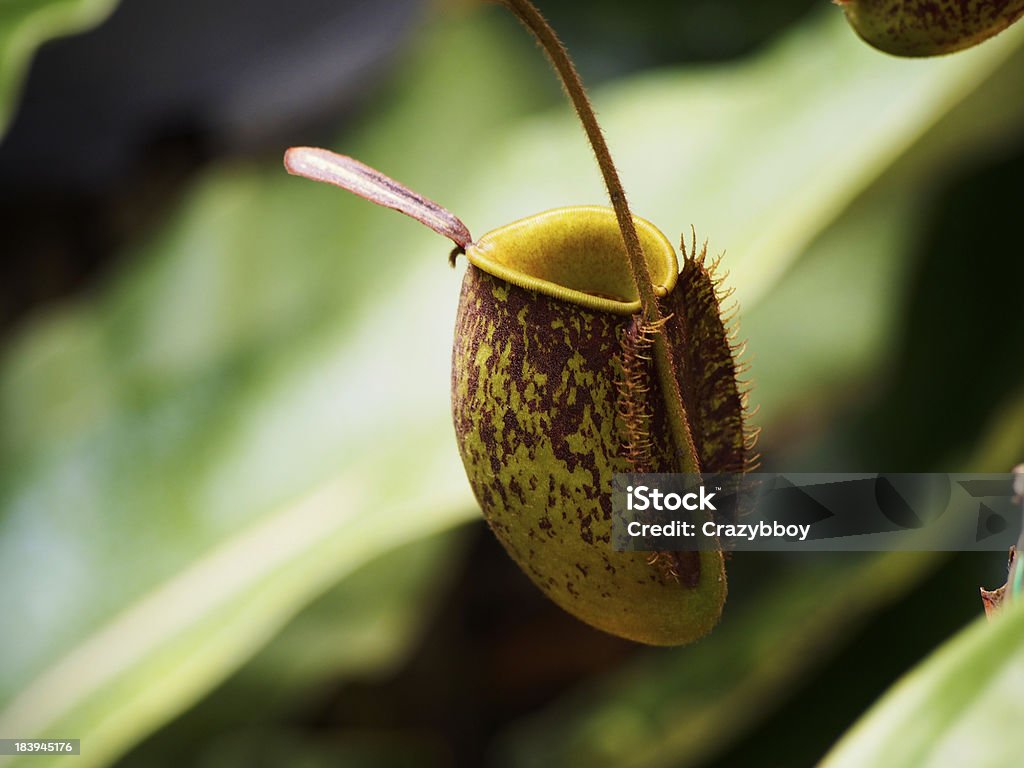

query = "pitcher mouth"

[464,206,679,316]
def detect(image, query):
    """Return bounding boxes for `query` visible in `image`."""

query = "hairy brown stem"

[497,0,698,472]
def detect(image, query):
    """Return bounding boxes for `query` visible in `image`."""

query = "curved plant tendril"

[497,0,700,473]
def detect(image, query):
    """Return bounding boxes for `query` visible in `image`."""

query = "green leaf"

[231,530,468,691]
[0,0,121,139]
[822,598,1024,768]
[119,530,469,767]
[0,435,474,768]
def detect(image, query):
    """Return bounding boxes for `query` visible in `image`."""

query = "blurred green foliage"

[0,0,120,137]
[823,598,1024,767]
[1,2,1024,767]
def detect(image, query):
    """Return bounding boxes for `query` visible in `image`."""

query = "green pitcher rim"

[465,205,679,316]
